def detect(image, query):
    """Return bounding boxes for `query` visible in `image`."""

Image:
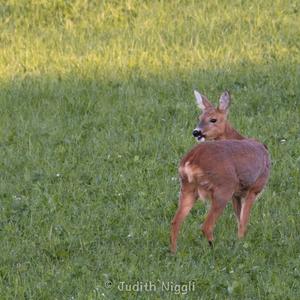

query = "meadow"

[0,0,299,299]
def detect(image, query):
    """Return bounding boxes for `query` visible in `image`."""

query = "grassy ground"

[0,0,300,299]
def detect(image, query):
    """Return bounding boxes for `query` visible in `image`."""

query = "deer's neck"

[218,122,245,140]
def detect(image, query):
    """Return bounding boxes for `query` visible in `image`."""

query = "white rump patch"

[181,161,204,184]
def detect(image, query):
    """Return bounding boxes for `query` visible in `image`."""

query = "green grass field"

[0,0,300,299]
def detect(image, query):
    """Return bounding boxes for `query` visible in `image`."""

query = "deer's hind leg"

[232,194,242,224]
[201,187,234,245]
[238,171,269,239]
[170,181,197,253]
[238,191,257,238]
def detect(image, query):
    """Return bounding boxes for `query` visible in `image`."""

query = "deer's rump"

[179,139,270,193]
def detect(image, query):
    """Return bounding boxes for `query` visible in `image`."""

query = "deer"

[170,90,270,253]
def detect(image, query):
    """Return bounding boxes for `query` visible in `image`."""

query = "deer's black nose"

[192,129,202,137]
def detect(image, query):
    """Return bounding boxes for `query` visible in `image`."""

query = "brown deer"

[170,90,270,253]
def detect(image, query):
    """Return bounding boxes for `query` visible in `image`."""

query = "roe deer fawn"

[170,90,270,253]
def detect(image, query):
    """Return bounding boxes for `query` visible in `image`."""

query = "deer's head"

[192,90,231,142]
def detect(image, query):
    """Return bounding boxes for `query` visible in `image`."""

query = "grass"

[0,0,299,299]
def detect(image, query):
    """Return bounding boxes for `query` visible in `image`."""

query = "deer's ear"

[218,90,231,111]
[194,90,213,111]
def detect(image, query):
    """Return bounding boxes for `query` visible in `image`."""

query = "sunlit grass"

[1,0,299,79]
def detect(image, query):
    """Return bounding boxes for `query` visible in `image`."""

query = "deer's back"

[179,139,270,194]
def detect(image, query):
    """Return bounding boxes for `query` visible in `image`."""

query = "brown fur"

[170,91,271,253]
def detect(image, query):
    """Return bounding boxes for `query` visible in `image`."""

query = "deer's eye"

[210,118,217,123]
